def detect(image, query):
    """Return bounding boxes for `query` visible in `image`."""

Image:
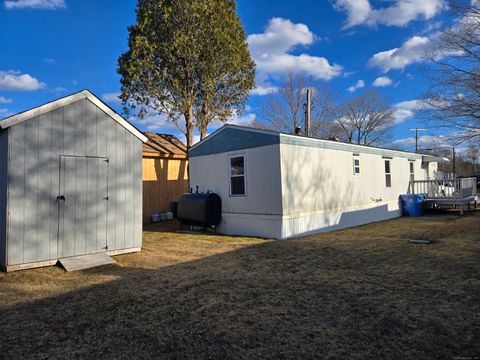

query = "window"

[409,161,415,182]
[230,156,246,196]
[385,160,391,187]
[353,156,360,175]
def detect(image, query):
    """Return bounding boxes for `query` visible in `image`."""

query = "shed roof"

[142,132,187,158]
[0,89,148,142]
[189,124,438,161]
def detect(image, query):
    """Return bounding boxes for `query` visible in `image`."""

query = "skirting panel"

[281,202,401,239]
[218,201,401,240]
[218,214,282,239]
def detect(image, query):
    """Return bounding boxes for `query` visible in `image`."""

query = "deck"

[408,177,478,214]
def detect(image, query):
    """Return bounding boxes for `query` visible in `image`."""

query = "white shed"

[0,90,147,271]
[188,125,439,239]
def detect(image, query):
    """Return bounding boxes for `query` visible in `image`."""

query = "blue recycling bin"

[399,194,424,217]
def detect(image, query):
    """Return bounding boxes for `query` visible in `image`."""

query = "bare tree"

[422,2,480,143]
[257,73,340,136]
[258,73,307,133]
[336,90,395,146]
[309,85,341,138]
[465,141,480,175]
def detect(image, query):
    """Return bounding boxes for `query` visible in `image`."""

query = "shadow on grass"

[0,231,479,359]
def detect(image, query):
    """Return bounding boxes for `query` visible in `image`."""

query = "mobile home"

[0,90,147,271]
[188,125,439,239]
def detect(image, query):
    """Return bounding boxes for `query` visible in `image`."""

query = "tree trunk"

[200,103,208,140]
[185,105,194,148]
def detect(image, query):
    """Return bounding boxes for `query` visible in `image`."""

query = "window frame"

[353,154,360,176]
[409,161,415,182]
[384,159,392,188]
[229,154,247,197]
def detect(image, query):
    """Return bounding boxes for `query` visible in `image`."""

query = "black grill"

[177,193,222,228]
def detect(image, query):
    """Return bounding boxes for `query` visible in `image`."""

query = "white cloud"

[393,134,450,149]
[4,0,66,9]
[392,99,430,123]
[224,113,257,127]
[130,112,176,132]
[0,70,45,91]
[0,108,12,119]
[347,79,365,93]
[373,76,393,87]
[102,92,121,104]
[334,0,447,28]
[51,86,67,94]
[0,96,12,104]
[247,18,342,81]
[248,17,315,58]
[250,85,278,96]
[43,57,55,64]
[368,35,433,72]
[334,0,372,28]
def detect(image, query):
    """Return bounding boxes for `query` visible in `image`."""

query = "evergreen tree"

[118,0,255,147]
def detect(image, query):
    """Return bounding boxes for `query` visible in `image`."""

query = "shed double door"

[58,155,109,258]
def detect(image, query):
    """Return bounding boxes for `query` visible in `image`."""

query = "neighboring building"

[188,125,440,239]
[0,90,147,271]
[142,132,189,221]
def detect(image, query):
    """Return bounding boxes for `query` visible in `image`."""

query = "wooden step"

[59,253,115,272]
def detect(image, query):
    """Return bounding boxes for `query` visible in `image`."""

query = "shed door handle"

[56,195,65,202]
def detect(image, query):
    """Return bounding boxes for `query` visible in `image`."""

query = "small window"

[353,156,360,175]
[409,161,415,182]
[385,160,391,187]
[230,156,246,196]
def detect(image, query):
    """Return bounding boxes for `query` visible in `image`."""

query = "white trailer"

[188,125,440,239]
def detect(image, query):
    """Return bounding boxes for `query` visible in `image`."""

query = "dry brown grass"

[0,213,479,359]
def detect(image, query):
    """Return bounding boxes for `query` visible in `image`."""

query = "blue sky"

[0,0,460,150]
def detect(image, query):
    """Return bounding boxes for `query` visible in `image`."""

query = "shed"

[188,125,440,239]
[142,132,189,221]
[0,90,148,271]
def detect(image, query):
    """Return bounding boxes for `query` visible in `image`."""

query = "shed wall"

[142,156,189,220]
[6,99,142,266]
[0,129,8,267]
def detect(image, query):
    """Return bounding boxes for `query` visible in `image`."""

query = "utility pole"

[452,147,456,178]
[409,128,427,152]
[304,88,311,137]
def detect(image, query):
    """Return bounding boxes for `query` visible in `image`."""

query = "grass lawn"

[0,212,479,359]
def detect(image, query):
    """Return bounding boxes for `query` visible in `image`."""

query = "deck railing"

[408,177,477,200]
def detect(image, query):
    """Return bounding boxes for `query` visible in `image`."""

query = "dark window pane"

[386,174,391,187]
[354,159,360,166]
[384,160,390,174]
[231,176,245,195]
[410,162,414,173]
[354,167,360,174]
[231,157,244,176]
